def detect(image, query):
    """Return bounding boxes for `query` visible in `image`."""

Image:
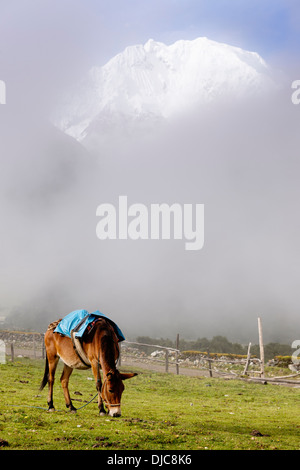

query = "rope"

[6,391,99,413]
[76,392,98,410]
[6,404,53,411]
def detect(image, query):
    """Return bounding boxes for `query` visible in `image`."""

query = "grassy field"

[0,358,299,450]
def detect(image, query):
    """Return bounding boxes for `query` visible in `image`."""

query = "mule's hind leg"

[47,356,59,411]
[60,364,76,412]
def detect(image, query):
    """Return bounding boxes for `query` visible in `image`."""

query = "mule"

[40,317,137,417]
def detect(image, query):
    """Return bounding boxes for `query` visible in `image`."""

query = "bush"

[273,356,292,367]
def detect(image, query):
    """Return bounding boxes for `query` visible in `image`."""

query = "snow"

[53,37,276,143]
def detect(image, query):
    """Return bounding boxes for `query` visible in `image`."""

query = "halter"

[95,328,121,409]
[101,370,121,408]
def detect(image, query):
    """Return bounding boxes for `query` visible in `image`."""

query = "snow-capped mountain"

[54,37,276,145]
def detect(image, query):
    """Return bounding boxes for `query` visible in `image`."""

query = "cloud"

[3,84,299,345]
[0,2,300,344]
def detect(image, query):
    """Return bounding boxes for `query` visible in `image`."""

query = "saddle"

[70,317,101,368]
[47,309,125,368]
[47,316,98,367]
[47,319,62,331]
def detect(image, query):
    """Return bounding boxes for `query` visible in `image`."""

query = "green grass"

[0,358,299,450]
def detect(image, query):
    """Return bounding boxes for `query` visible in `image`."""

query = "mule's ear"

[119,372,138,381]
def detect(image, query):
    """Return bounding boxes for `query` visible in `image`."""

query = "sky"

[0,1,300,345]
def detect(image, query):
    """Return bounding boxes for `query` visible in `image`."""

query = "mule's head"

[101,369,137,417]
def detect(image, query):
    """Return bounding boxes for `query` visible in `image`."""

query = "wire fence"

[1,329,300,384]
[0,330,45,361]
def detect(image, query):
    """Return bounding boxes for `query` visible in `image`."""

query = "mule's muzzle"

[109,407,121,418]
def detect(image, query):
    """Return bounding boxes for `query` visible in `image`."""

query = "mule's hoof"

[66,404,77,413]
[47,407,55,412]
[99,411,107,417]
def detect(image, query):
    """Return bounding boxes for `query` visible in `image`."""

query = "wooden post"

[11,343,14,362]
[175,334,179,375]
[207,349,213,377]
[118,343,122,367]
[243,342,252,375]
[258,317,265,378]
[165,349,169,373]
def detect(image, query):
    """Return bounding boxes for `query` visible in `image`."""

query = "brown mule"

[40,317,137,416]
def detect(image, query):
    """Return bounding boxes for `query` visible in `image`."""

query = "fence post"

[175,334,179,375]
[207,349,213,377]
[165,349,169,373]
[258,317,265,378]
[118,343,122,367]
[243,342,252,375]
[11,343,14,362]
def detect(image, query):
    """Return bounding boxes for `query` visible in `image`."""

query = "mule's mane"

[99,320,119,370]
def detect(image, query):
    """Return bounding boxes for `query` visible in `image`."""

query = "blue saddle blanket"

[54,309,125,342]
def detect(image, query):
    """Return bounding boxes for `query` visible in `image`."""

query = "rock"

[0,439,9,447]
[150,350,164,357]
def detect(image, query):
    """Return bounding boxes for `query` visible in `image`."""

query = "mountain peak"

[54,37,276,144]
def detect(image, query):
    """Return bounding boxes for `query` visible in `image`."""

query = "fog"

[1,3,300,344]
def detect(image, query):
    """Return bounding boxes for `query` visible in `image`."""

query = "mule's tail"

[40,355,49,391]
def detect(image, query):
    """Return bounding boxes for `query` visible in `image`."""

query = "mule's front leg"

[98,395,107,416]
[60,364,77,412]
[91,360,106,416]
